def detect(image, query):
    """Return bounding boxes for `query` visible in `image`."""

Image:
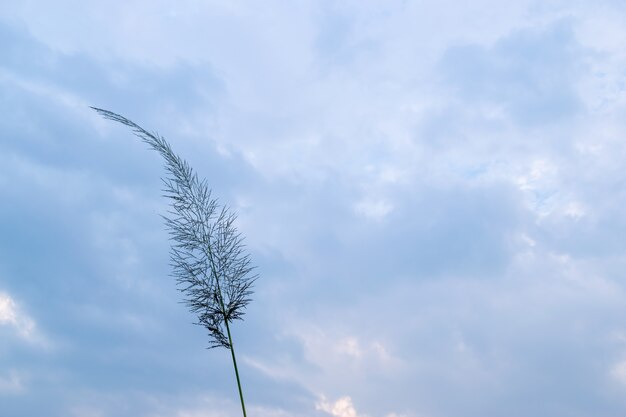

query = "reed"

[93,107,256,417]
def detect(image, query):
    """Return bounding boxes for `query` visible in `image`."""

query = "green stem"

[211,260,247,417]
[224,315,247,417]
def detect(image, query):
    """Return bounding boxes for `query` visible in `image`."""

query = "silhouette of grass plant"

[93,107,256,417]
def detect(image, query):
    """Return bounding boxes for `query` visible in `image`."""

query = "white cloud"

[0,291,45,345]
[316,396,411,417]
[0,293,18,323]
[316,396,361,417]
[0,292,34,338]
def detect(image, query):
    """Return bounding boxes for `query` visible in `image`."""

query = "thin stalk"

[92,107,256,417]
[210,251,248,417]
[224,314,247,417]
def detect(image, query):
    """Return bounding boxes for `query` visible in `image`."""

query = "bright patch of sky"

[2,1,626,416]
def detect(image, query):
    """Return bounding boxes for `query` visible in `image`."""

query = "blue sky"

[2,1,626,416]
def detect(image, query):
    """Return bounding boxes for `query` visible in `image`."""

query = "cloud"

[316,397,410,417]
[0,292,41,344]
[2,1,626,417]
[439,20,585,126]
[317,396,361,417]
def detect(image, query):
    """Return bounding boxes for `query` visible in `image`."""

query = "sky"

[1,1,626,416]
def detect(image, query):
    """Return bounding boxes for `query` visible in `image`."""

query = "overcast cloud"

[2,1,626,416]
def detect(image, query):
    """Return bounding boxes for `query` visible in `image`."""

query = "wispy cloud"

[0,291,45,345]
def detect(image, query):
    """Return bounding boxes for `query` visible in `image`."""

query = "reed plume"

[93,107,256,417]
